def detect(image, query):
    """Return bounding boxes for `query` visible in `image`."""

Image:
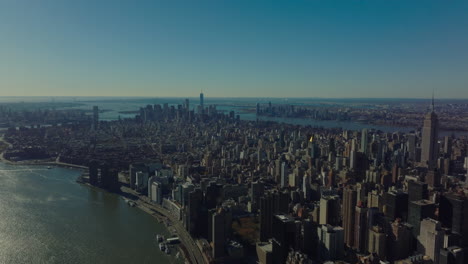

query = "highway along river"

[0,162,182,264]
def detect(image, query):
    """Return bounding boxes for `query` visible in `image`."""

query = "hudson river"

[0,162,179,264]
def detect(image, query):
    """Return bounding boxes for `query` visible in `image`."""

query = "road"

[121,187,206,264]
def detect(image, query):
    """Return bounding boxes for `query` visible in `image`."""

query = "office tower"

[343,186,357,248]
[129,163,147,190]
[326,170,335,188]
[256,103,260,115]
[384,190,408,221]
[205,181,222,209]
[418,218,444,264]
[302,219,318,259]
[440,194,468,247]
[317,225,344,261]
[443,136,452,156]
[350,149,357,170]
[319,195,341,226]
[200,91,204,107]
[310,142,320,159]
[354,201,368,253]
[185,98,189,110]
[421,97,439,168]
[408,181,428,203]
[92,105,99,130]
[367,190,383,211]
[256,242,273,264]
[407,134,417,161]
[212,207,228,259]
[361,128,369,155]
[389,220,413,261]
[439,246,464,264]
[187,188,203,237]
[274,159,281,183]
[280,162,288,188]
[303,175,311,200]
[368,226,386,260]
[250,181,265,213]
[272,214,297,264]
[260,191,290,241]
[426,169,441,188]
[408,200,435,238]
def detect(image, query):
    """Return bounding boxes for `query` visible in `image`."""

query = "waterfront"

[68,98,468,137]
[0,162,181,264]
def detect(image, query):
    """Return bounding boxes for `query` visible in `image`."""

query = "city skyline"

[1,1,468,98]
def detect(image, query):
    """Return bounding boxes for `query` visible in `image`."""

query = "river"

[0,162,181,264]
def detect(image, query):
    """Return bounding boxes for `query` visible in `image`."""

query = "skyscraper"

[260,191,290,241]
[317,225,344,261]
[272,214,297,264]
[200,91,204,107]
[361,128,369,155]
[418,218,444,264]
[343,186,357,248]
[354,201,368,253]
[212,207,228,259]
[319,195,341,226]
[421,97,439,168]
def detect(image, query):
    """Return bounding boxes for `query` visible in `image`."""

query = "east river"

[0,162,180,264]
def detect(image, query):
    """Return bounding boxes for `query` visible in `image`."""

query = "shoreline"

[0,152,196,264]
[77,181,189,263]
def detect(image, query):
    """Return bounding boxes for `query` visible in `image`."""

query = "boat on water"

[121,197,136,207]
[156,234,165,242]
[159,243,166,251]
[47,166,52,169]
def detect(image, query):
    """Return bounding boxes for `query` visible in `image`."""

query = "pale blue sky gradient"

[0,1,467,98]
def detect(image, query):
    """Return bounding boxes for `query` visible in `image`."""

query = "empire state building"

[421,97,438,168]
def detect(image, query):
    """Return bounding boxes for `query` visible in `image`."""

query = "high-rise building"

[250,181,265,213]
[302,219,318,259]
[361,128,369,155]
[368,226,387,260]
[443,136,452,156]
[317,224,344,261]
[272,214,297,264]
[384,190,408,221]
[440,193,468,247]
[260,191,290,241]
[418,218,444,264]
[343,186,357,248]
[408,200,435,238]
[439,246,465,264]
[425,169,441,188]
[187,188,204,237]
[200,91,204,107]
[354,201,368,253]
[319,195,341,226]
[408,181,428,203]
[388,220,413,261]
[280,162,289,188]
[407,134,417,161]
[212,207,228,259]
[421,97,439,168]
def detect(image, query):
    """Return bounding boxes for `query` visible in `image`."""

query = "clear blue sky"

[0,0,467,98]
